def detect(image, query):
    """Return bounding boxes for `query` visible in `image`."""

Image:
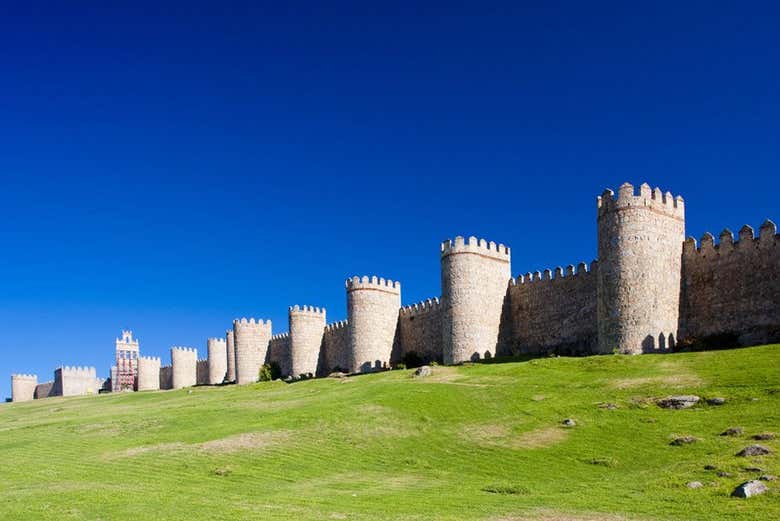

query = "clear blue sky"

[1,1,778,399]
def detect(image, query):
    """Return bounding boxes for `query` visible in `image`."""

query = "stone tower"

[597,182,685,354]
[113,330,139,392]
[441,236,511,364]
[233,318,272,384]
[289,305,326,377]
[346,276,401,373]
[137,356,161,391]
[225,329,236,383]
[171,347,197,389]
[207,337,227,385]
[11,374,37,402]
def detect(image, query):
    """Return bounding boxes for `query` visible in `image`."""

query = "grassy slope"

[1,345,778,521]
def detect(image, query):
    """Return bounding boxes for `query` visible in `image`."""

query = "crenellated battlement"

[289,305,326,316]
[684,220,778,257]
[12,373,37,380]
[441,236,510,262]
[233,317,273,330]
[400,297,441,316]
[345,275,401,293]
[325,320,348,333]
[138,356,161,364]
[207,337,227,345]
[57,366,97,376]
[597,182,684,220]
[171,346,197,353]
[271,332,290,341]
[510,260,597,286]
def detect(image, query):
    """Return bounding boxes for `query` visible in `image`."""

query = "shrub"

[258,364,273,382]
[395,363,407,370]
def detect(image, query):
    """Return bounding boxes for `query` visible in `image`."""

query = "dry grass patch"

[612,373,702,390]
[492,509,650,521]
[112,431,290,458]
[463,424,568,449]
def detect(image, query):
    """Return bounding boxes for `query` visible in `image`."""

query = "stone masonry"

[233,318,272,384]
[346,276,401,373]
[137,356,161,391]
[441,237,512,363]
[11,374,37,402]
[171,347,197,389]
[9,181,779,400]
[207,338,227,385]
[289,305,326,377]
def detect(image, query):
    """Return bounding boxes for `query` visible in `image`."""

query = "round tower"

[225,329,236,383]
[207,337,227,385]
[289,305,326,377]
[346,276,401,373]
[597,182,685,354]
[232,318,272,384]
[171,347,197,389]
[137,356,161,391]
[441,236,511,364]
[11,374,37,402]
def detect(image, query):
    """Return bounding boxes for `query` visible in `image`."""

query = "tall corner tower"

[289,305,326,377]
[171,347,197,389]
[232,318,272,384]
[113,330,140,391]
[11,373,37,402]
[597,182,685,354]
[346,276,401,373]
[441,236,511,364]
[225,329,236,383]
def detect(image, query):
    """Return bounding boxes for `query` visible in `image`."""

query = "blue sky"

[1,1,778,398]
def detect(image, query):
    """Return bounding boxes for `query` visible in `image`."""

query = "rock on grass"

[687,481,704,489]
[657,395,700,409]
[736,445,772,457]
[731,480,768,498]
[670,436,699,446]
[720,427,743,436]
[752,432,775,441]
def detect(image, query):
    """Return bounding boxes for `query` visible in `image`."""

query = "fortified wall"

[10,181,779,399]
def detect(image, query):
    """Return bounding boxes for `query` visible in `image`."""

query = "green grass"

[1,345,779,521]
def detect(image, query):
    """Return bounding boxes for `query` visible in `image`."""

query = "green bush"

[395,363,406,370]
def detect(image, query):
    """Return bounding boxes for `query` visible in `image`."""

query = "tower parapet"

[441,236,512,363]
[232,318,272,384]
[171,347,197,389]
[346,276,401,373]
[597,182,686,354]
[289,305,326,377]
[137,356,161,391]
[11,373,37,402]
[207,337,227,385]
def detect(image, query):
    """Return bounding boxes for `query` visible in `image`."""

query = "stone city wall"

[268,332,291,377]
[394,297,443,365]
[508,262,598,355]
[319,320,349,375]
[196,358,209,386]
[679,221,780,347]
[159,365,173,390]
[52,366,98,397]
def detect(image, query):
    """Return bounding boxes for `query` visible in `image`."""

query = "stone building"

[112,330,139,392]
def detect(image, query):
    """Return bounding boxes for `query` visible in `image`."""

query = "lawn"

[1,345,778,520]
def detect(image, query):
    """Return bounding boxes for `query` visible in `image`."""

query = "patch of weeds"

[213,467,232,476]
[481,484,530,495]
[582,457,618,468]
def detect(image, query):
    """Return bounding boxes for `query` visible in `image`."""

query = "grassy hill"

[1,345,778,521]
